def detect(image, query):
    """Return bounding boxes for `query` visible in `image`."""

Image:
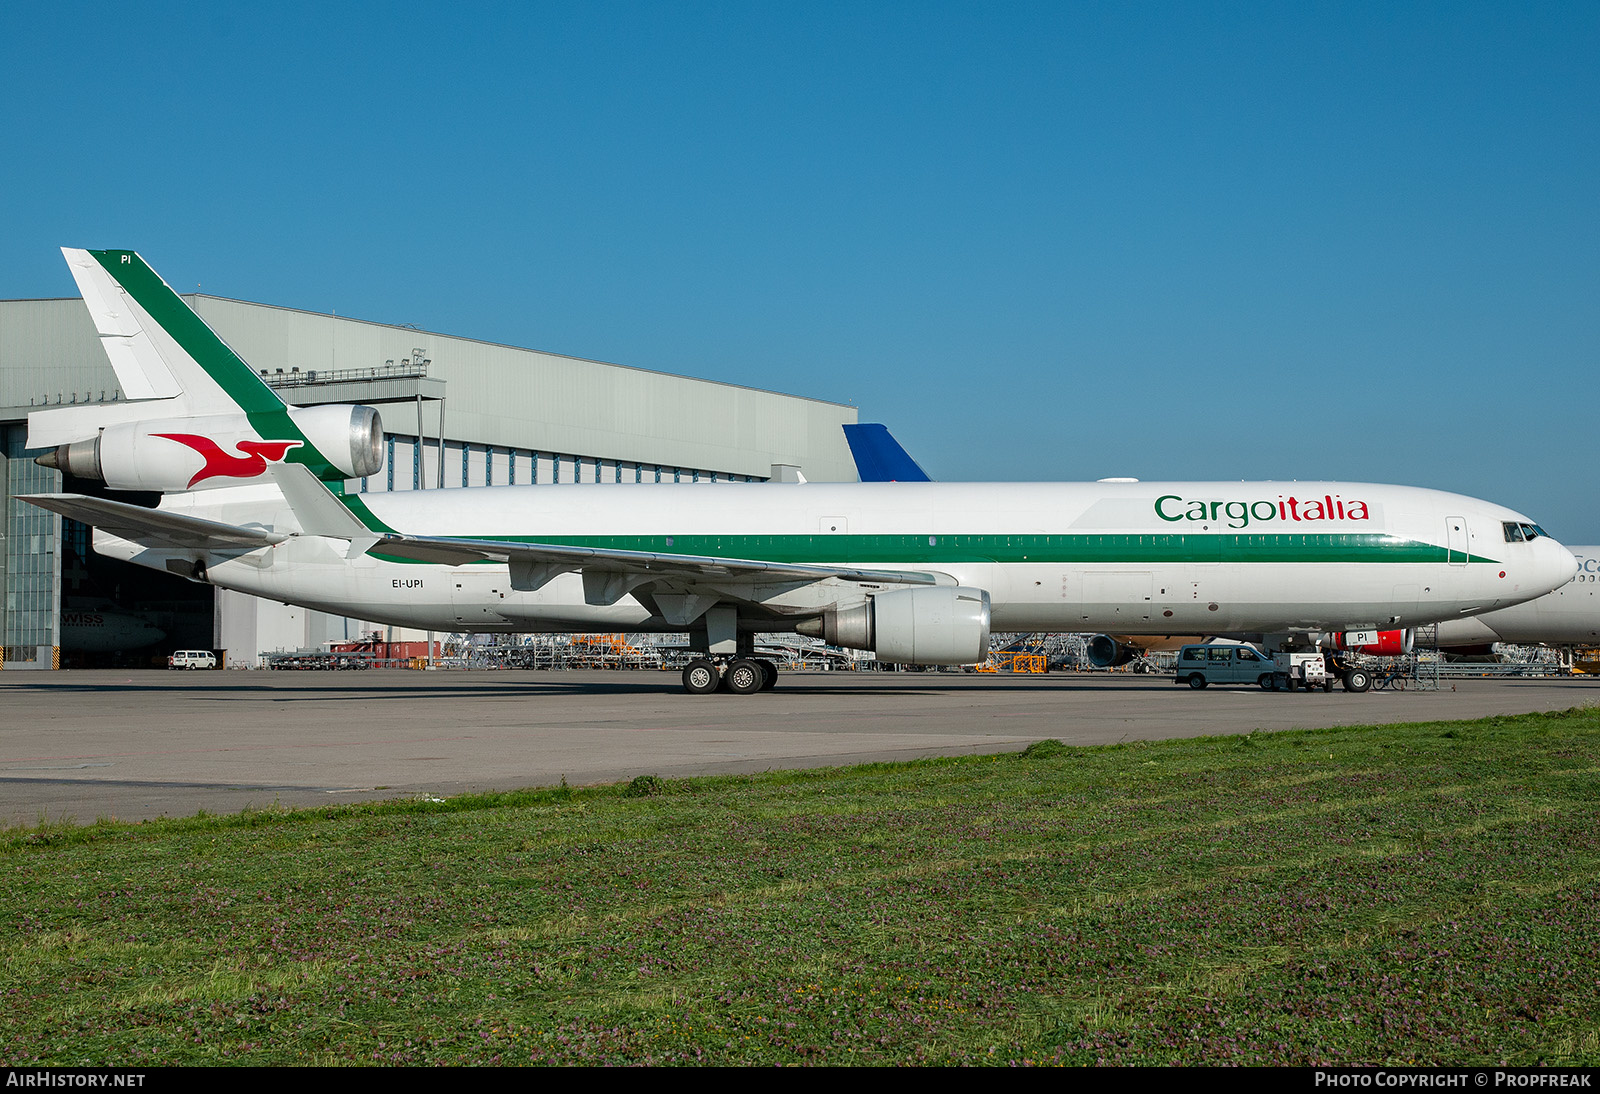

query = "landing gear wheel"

[757,659,779,690]
[724,658,764,695]
[683,659,720,695]
[1343,668,1372,693]
[1187,674,1208,689]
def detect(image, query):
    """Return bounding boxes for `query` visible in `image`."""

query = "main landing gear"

[682,657,780,695]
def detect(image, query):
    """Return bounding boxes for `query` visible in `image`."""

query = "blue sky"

[4,2,1596,539]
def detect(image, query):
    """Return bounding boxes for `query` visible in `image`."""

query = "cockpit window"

[1524,523,1546,540]
[1504,522,1525,542]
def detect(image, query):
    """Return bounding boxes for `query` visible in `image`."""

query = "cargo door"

[451,572,509,625]
[1080,571,1154,623]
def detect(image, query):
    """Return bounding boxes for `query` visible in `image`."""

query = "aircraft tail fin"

[33,249,383,492]
[60,248,289,417]
[842,423,932,482]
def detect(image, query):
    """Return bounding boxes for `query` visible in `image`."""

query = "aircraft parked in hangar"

[58,603,166,653]
[21,248,1579,694]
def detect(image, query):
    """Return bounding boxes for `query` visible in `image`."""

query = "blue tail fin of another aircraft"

[842,424,931,482]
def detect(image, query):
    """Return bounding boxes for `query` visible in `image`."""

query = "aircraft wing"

[21,491,937,592]
[370,532,942,589]
[259,465,940,588]
[18,494,288,550]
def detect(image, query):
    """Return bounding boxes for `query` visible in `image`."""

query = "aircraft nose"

[1546,539,1579,590]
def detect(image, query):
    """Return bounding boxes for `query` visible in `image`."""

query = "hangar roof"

[0,295,860,482]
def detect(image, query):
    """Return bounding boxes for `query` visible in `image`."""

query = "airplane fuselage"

[106,478,1575,640]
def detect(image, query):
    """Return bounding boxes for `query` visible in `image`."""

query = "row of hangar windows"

[361,435,764,493]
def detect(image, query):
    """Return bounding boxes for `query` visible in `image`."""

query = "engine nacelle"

[1085,634,1139,668]
[797,586,991,665]
[42,404,384,491]
[1331,628,1414,656]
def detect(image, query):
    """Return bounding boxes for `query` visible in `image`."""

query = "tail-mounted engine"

[797,586,992,665]
[39,404,384,491]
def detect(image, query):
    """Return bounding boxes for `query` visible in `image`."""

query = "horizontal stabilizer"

[27,398,190,449]
[18,494,287,551]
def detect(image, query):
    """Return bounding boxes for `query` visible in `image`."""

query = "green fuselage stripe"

[342,495,397,533]
[355,522,1498,567]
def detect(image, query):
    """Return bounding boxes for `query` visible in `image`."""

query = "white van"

[168,650,217,670]
[1173,644,1273,689]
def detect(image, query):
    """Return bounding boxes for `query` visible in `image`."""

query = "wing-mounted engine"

[796,586,992,665]
[38,404,384,491]
[1085,634,1138,668]
[1330,628,1414,656]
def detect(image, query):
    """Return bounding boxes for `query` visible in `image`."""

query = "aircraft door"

[451,571,510,624]
[1446,516,1469,566]
[1080,571,1154,622]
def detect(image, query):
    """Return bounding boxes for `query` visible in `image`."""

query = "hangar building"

[0,291,861,668]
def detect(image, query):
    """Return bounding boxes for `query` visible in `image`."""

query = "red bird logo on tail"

[153,433,304,487]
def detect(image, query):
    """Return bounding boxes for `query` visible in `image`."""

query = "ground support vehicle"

[264,651,375,670]
[1172,644,1276,689]
[1173,643,1378,694]
[1271,651,1334,692]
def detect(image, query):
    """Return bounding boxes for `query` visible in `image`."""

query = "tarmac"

[1,668,1595,827]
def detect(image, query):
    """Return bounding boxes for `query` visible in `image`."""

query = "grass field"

[3,708,1598,1066]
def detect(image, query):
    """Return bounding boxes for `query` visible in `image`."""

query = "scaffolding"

[435,632,880,673]
[986,632,1091,671]
[976,651,1047,674]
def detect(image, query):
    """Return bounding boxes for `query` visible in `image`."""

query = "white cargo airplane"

[21,249,1579,694]
[845,406,1441,671]
[1433,546,1599,650]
